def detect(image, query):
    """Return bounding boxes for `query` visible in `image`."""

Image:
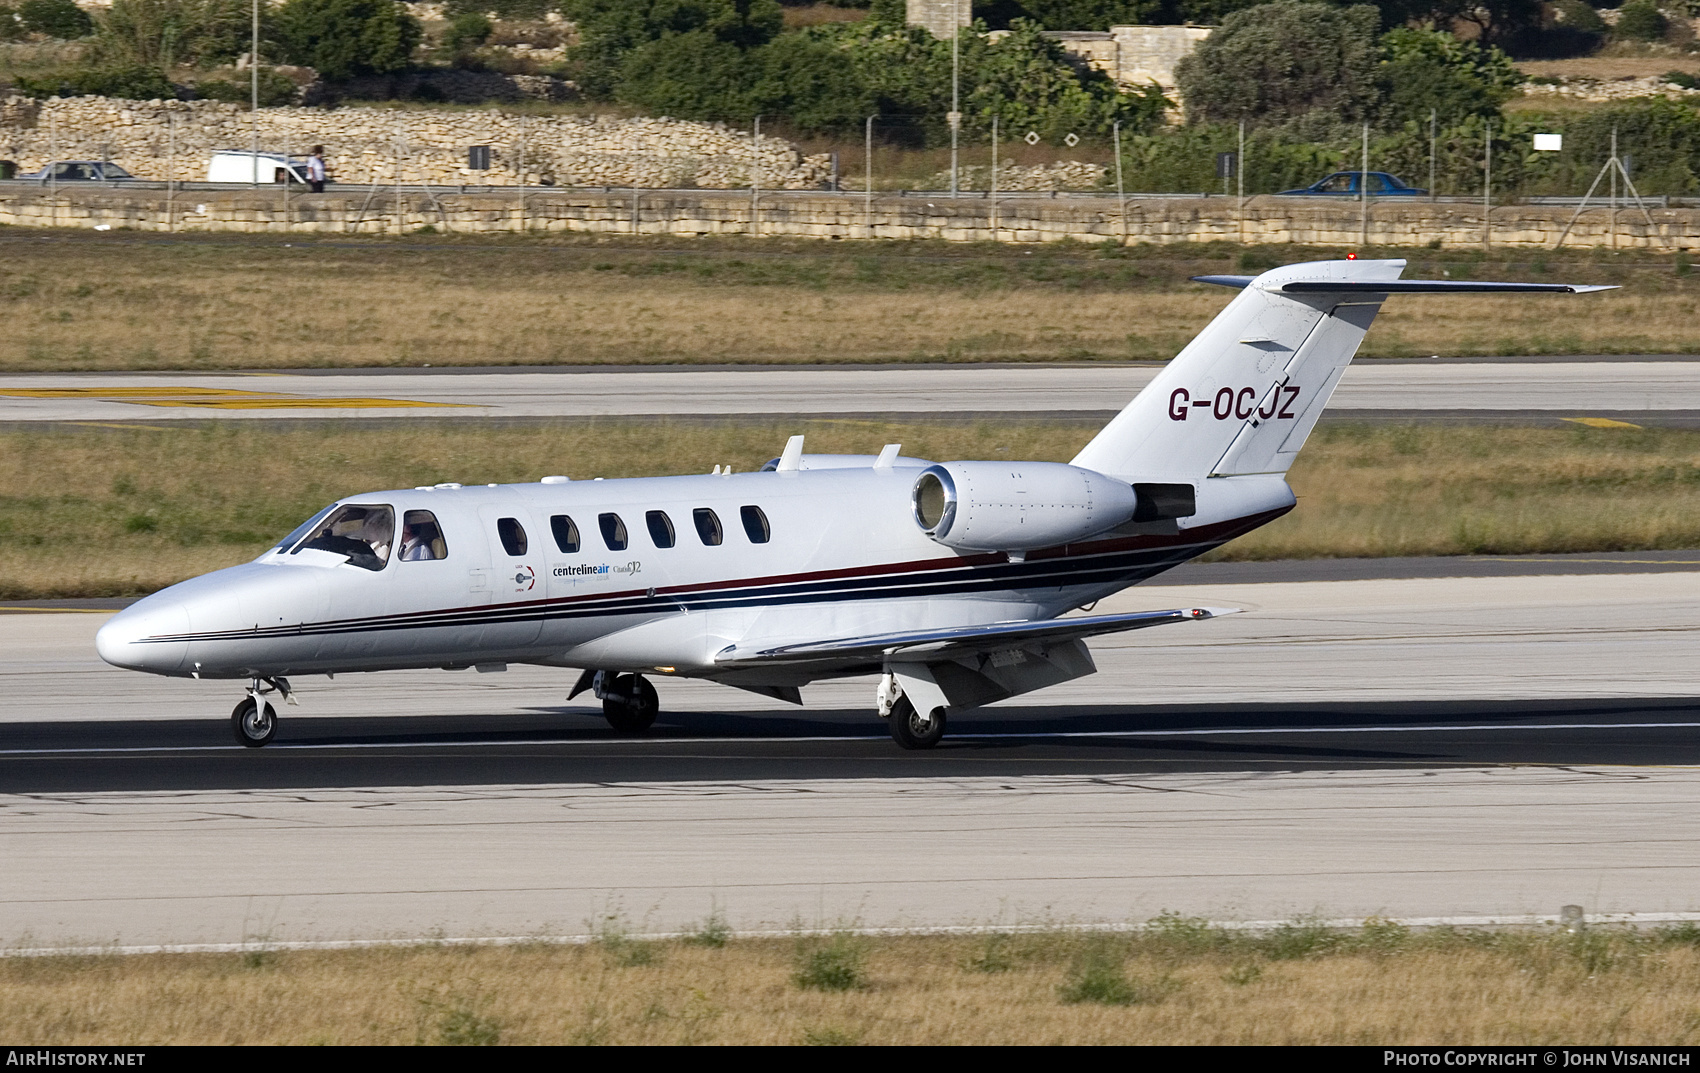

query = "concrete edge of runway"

[12,912,1700,959]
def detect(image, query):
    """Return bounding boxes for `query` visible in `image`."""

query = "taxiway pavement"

[3,571,1698,946]
[4,360,1700,422]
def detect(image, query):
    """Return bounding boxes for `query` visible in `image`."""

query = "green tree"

[89,0,253,69]
[1615,0,1667,40]
[978,0,1159,30]
[16,62,176,98]
[276,0,421,79]
[443,11,492,51]
[750,29,876,131]
[1175,2,1381,126]
[19,0,90,37]
[1376,26,1521,126]
[564,0,783,99]
[0,5,26,41]
[615,29,755,118]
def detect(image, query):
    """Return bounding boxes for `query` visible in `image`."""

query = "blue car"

[1278,171,1427,196]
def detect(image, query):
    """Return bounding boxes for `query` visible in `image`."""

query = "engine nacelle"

[910,461,1140,552]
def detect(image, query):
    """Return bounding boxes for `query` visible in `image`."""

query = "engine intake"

[911,461,1142,552]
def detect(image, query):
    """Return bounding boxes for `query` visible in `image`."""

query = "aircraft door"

[477,504,546,650]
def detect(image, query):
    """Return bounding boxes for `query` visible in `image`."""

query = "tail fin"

[1071,259,1611,482]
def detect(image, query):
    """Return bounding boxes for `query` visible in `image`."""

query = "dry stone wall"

[1,185,1694,250]
[0,95,833,188]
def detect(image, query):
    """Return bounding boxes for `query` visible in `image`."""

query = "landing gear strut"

[584,670,659,735]
[231,676,292,748]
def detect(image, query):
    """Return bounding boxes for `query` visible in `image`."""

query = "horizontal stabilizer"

[716,606,1238,667]
[1191,274,1614,295]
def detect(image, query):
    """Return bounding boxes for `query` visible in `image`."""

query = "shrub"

[193,70,300,106]
[793,933,866,991]
[19,0,90,38]
[275,0,423,80]
[15,63,177,99]
[1175,2,1382,125]
[1615,0,1667,40]
[1553,0,1607,34]
[443,11,491,52]
[0,5,24,41]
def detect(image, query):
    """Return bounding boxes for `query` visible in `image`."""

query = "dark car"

[17,161,136,182]
[1278,171,1426,196]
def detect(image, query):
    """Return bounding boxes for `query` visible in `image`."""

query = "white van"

[206,151,311,184]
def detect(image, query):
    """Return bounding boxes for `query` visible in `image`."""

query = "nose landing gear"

[232,677,293,748]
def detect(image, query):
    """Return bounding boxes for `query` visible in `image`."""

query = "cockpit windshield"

[272,504,337,553]
[289,503,395,570]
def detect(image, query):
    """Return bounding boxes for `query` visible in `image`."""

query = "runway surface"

[4,360,1700,422]
[4,571,1699,946]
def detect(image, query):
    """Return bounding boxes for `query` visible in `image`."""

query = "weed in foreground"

[1259,918,1343,961]
[685,909,732,949]
[1058,937,1169,1006]
[794,933,868,993]
[966,932,1017,973]
[436,1004,502,1045]
[801,1025,864,1045]
[1222,963,1264,986]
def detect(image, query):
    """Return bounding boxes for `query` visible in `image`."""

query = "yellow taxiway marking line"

[130,397,468,409]
[1562,416,1643,429]
[0,607,115,614]
[62,421,173,431]
[1464,556,1700,565]
[0,386,469,409]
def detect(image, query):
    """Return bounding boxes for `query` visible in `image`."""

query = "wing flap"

[715,606,1239,667]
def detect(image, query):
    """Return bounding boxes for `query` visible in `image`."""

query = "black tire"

[603,673,659,734]
[889,696,946,750]
[232,697,277,748]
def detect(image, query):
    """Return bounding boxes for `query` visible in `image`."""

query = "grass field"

[8,921,1700,1044]
[3,420,1699,599]
[0,233,1694,370]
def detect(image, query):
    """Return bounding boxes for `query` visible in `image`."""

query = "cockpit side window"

[399,509,447,561]
[551,514,580,553]
[599,513,628,551]
[291,503,394,570]
[496,517,528,557]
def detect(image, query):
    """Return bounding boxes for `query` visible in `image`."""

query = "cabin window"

[291,503,394,571]
[399,509,447,561]
[599,512,628,551]
[550,514,580,553]
[496,517,528,557]
[693,508,723,546]
[739,505,770,544]
[646,510,676,548]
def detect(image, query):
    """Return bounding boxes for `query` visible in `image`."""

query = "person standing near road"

[307,145,327,193]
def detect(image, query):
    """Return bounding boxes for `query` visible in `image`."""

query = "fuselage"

[94,458,1295,688]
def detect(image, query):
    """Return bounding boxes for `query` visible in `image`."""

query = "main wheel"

[603,673,659,735]
[889,696,946,750]
[231,697,277,748]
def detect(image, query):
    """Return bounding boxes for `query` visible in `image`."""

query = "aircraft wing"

[714,606,1238,667]
[1192,274,1615,294]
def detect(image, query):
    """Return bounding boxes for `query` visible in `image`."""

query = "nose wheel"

[231,676,292,748]
[232,696,277,747]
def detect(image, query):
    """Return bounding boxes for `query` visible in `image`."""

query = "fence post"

[750,115,761,237]
[865,114,875,239]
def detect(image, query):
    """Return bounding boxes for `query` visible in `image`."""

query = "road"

[3,359,1700,423]
[4,570,1699,948]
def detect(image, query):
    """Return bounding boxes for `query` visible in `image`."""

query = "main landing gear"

[571,670,660,735]
[877,673,946,750]
[232,676,293,748]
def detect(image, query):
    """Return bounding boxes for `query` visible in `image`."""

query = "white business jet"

[96,259,1608,749]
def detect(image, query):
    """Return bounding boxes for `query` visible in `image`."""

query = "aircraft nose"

[96,599,191,675]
